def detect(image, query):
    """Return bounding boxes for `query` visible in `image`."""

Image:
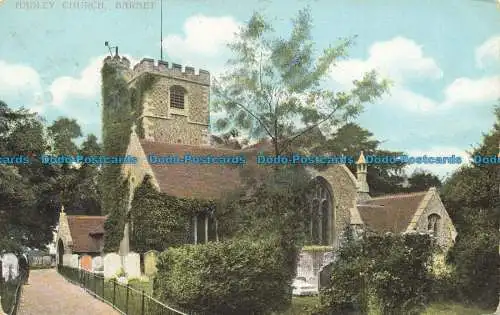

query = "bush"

[154,237,292,315]
[317,233,433,315]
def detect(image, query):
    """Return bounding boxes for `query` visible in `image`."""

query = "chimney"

[356,151,371,202]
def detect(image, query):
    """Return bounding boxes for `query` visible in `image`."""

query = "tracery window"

[307,178,333,245]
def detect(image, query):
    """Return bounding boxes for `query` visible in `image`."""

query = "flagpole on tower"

[160,0,163,61]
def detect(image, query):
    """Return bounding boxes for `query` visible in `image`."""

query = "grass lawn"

[422,302,494,315]
[277,296,319,315]
[276,297,495,315]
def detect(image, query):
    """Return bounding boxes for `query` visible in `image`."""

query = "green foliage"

[130,73,158,139]
[100,62,158,251]
[407,169,442,192]
[47,117,82,155]
[440,104,499,309]
[129,175,211,252]
[154,238,293,315]
[212,8,389,156]
[317,233,433,315]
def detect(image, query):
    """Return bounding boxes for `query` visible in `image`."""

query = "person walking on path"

[18,254,29,285]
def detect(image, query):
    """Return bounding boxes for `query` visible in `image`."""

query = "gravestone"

[124,252,141,279]
[80,255,92,271]
[1,254,18,281]
[144,250,159,276]
[42,255,52,266]
[104,253,121,279]
[319,262,334,289]
[62,254,72,266]
[296,251,315,284]
[92,256,103,272]
[70,254,79,269]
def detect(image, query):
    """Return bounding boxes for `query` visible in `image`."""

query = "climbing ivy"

[130,73,158,139]
[129,175,213,253]
[100,60,159,252]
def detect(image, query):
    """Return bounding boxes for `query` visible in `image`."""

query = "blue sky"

[0,0,499,178]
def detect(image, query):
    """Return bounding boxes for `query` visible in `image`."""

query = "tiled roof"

[357,192,427,233]
[139,140,264,200]
[66,216,106,253]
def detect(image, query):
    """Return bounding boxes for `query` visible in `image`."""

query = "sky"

[0,0,499,179]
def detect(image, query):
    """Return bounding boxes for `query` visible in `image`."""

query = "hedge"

[316,233,434,315]
[153,237,292,315]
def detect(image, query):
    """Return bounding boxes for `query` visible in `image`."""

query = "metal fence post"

[141,290,145,315]
[125,284,129,314]
[102,276,105,298]
[113,279,116,306]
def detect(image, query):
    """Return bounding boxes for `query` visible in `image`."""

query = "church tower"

[356,151,371,202]
[127,59,211,145]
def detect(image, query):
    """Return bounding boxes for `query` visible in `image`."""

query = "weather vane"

[104,41,119,57]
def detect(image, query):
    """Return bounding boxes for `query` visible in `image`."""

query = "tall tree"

[212,8,389,157]
[0,102,59,252]
[441,104,499,308]
[407,169,442,192]
[47,117,82,156]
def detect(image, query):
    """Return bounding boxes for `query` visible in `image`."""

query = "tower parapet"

[131,58,210,85]
[103,55,133,80]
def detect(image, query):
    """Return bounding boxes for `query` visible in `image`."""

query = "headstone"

[296,251,315,284]
[92,256,103,272]
[63,254,72,266]
[80,255,92,271]
[1,254,18,281]
[104,253,121,279]
[319,262,334,289]
[42,256,52,266]
[70,254,79,269]
[144,250,159,276]
[124,252,141,279]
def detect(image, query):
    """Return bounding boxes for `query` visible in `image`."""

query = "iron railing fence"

[0,269,26,315]
[57,265,194,315]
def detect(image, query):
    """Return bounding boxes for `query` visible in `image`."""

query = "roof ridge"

[369,192,427,200]
[139,140,245,154]
[67,215,106,218]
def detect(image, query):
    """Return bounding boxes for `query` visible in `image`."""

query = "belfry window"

[170,86,186,109]
[307,178,333,245]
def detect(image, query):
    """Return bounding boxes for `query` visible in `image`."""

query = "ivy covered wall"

[100,58,159,252]
[129,175,213,253]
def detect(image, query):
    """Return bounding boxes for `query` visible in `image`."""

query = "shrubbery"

[153,237,292,315]
[316,233,434,315]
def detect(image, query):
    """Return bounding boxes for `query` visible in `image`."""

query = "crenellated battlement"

[131,58,210,85]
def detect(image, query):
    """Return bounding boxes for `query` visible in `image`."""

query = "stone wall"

[129,60,210,145]
[310,164,358,247]
[413,191,457,251]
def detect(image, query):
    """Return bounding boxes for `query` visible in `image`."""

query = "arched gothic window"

[307,178,333,245]
[427,214,441,237]
[170,85,186,109]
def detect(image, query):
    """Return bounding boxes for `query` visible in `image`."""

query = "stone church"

[100,55,457,288]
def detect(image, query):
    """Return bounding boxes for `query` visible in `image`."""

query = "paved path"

[17,269,119,315]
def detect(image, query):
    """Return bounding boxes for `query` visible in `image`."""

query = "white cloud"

[442,75,500,107]
[404,147,470,179]
[49,56,105,107]
[330,37,443,87]
[162,15,241,78]
[49,54,139,107]
[0,60,42,94]
[475,36,500,68]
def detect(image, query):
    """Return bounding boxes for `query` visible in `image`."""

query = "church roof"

[356,192,427,233]
[66,216,106,253]
[140,140,263,200]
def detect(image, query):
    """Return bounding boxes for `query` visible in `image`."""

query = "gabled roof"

[139,140,263,200]
[66,216,106,253]
[356,192,427,233]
